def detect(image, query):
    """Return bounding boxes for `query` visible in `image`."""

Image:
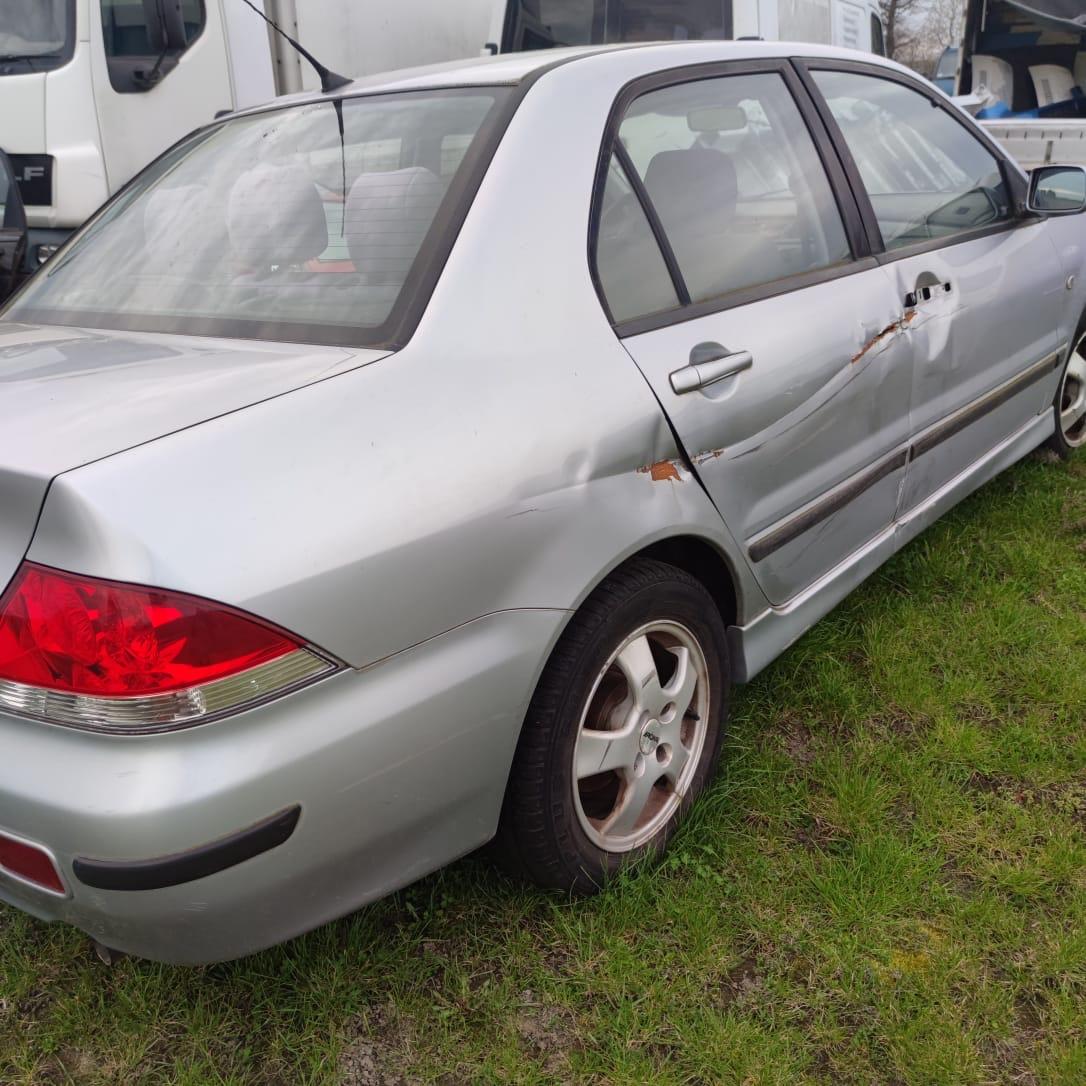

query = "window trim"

[791,57,1032,267]
[587,58,874,339]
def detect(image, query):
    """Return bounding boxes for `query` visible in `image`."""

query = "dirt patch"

[515,991,580,1076]
[964,772,1086,826]
[710,954,765,1009]
[783,721,817,767]
[340,1006,418,1086]
[794,814,840,853]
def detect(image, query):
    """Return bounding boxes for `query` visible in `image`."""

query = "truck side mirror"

[1028,165,1086,215]
[0,151,28,304]
[141,0,188,55]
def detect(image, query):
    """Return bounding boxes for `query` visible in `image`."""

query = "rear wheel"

[1048,332,1086,459]
[497,559,729,893]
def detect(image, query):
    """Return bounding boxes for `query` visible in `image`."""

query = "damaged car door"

[807,64,1066,514]
[596,63,914,606]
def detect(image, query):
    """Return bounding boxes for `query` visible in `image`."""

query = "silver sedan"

[0,41,1083,964]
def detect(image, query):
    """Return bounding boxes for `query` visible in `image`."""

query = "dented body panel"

[620,264,914,606]
[878,222,1066,513]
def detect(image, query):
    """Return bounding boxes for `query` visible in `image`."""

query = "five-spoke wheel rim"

[1059,338,1086,448]
[572,621,710,853]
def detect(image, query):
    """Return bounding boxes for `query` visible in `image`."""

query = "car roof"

[236,40,907,116]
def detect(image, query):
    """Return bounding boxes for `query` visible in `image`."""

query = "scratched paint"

[638,459,684,482]
[692,447,726,465]
[851,309,919,365]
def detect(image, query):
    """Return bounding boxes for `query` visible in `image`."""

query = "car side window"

[612,72,852,306]
[100,0,205,93]
[595,156,681,322]
[811,70,1012,251]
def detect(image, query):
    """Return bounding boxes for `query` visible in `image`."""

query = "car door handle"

[905,281,952,308]
[669,344,753,394]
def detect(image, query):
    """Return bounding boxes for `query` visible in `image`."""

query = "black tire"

[1046,323,1086,460]
[496,558,730,893]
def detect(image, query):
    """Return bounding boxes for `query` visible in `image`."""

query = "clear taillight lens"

[0,563,337,733]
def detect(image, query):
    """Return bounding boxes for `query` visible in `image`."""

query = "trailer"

[0,0,885,268]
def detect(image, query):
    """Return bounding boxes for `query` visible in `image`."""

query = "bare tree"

[878,0,923,60]
[895,0,966,78]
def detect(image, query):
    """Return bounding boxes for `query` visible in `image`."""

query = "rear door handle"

[670,343,753,394]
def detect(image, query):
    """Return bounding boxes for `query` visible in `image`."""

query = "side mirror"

[141,0,188,55]
[0,150,28,304]
[1028,165,1086,215]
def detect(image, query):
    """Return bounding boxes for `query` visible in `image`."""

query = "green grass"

[2,451,1084,1085]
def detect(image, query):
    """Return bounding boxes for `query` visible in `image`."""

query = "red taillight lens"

[0,832,65,895]
[0,563,298,697]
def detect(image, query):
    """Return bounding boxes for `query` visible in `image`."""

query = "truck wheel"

[497,558,729,893]
[1048,331,1086,459]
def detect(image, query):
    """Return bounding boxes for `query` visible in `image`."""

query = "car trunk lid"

[0,321,388,592]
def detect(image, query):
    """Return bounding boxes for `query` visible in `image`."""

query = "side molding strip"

[72,806,301,892]
[748,449,908,564]
[746,348,1064,564]
[910,350,1063,459]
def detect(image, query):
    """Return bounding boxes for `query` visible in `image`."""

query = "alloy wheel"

[1059,339,1086,448]
[571,621,710,853]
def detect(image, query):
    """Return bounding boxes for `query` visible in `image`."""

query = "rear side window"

[811,70,1012,251]
[602,72,851,310]
[596,157,680,322]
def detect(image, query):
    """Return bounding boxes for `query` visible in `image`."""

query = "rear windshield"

[4,88,510,347]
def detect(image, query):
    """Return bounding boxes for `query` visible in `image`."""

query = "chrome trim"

[0,649,339,735]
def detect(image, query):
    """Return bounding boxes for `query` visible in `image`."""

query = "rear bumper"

[0,608,565,963]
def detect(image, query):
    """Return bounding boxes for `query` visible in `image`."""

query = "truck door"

[90,0,233,195]
[0,151,28,302]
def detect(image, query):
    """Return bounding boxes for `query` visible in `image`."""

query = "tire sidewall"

[1049,317,1086,459]
[543,574,729,886]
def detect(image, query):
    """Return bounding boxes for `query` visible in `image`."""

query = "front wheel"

[1047,333,1086,458]
[497,558,730,893]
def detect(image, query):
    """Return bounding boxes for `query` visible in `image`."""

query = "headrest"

[644,147,738,235]
[343,167,444,282]
[227,162,328,269]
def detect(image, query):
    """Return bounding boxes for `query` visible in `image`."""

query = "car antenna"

[235,0,351,93]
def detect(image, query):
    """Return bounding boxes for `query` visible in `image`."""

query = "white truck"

[0,0,885,270]
[956,0,1086,170]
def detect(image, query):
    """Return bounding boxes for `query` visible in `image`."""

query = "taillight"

[0,563,337,733]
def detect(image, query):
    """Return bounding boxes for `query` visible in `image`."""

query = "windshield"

[4,89,511,347]
[504,0,731,49]
[0,0,74,67]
